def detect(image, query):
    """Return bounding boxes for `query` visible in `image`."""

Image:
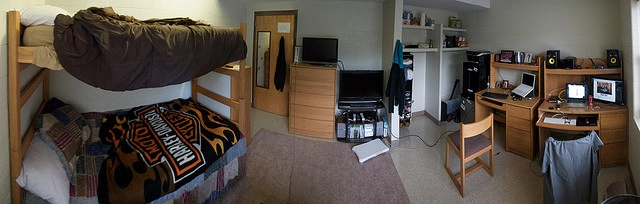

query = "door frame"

[251,10,298,108]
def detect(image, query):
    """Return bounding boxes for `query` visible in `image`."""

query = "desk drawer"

[600,112,627,130]
[507,105,530,120]
[506,127,533,159]
[599,129,627,144]
[600,142,628,167]
[507,116,531,132]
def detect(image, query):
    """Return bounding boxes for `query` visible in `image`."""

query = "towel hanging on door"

[274,36,287,91]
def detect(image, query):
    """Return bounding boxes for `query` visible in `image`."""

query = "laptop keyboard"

[481,92,508,99]
[512,85,533,97]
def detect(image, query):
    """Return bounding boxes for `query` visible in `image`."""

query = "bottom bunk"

[16,98,246,203]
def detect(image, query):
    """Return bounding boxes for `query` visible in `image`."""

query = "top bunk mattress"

[23,7,247,91]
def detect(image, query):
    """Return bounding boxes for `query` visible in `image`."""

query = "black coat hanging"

[274,36,287,91]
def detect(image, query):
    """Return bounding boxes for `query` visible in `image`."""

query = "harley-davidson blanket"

[53,7,247,91]
[97,98,243,203]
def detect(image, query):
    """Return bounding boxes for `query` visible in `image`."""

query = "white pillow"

[16,130,70,204]
[19,5,71,26]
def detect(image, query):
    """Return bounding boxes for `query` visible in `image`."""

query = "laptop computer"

[512,72,536,97]
[565,83,589,107]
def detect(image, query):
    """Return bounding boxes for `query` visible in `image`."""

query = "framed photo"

[500,50,514,63]
[523,52,534,64]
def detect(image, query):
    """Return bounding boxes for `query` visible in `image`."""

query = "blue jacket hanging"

[274,36,287,91]
[385,40,406,113]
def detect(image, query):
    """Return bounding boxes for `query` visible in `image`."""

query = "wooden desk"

[536,101,628,167]
[475,88,542,160]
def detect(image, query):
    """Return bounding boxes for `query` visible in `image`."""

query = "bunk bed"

[8,8,251,204]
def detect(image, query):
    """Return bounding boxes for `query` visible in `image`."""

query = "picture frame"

[523,52,534,64]
[500,50,514,63]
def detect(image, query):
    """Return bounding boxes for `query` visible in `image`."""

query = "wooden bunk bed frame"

[7,10,251,204]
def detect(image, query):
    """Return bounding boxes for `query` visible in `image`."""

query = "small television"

[339,70,384,104]
[591,77,624,105]
[302,37,338,65]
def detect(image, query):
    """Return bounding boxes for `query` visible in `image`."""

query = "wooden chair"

[445,113,494,197]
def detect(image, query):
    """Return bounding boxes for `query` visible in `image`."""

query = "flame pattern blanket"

[97,98,243,203]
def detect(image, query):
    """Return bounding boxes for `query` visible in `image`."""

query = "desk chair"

[445,113,494,197]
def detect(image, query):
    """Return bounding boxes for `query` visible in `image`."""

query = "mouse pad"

[576,116,598,126]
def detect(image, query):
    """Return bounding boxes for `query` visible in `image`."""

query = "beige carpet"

[216,128,410,203]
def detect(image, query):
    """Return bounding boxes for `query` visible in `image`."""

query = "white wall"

[1,1,246,202]
[623,0,640,193]
[246,1,383,71]
[462,0,621,61]
[462,0,622,86]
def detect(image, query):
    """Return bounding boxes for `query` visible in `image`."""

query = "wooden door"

[252,11,297,116]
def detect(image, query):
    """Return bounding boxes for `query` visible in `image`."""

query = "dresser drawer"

[289,116,335,138]
[292,92,335,108]
[293,79,335,95]
[291,104,335,121]
[599,129,627,144]
[507,116,531,132]
[294,67,335,83]
[507,105,530,120]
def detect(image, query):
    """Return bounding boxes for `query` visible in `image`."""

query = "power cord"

[383,128,456,150]
[337,60,345,70]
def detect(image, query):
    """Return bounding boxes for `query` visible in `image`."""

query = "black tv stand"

[336,103,386,143]
[337,101,384,111]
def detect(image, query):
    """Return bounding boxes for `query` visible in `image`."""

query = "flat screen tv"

[591,77,624,105]
[339,70,384,103]
[302,37,338,65]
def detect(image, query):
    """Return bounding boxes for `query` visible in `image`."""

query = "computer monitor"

[565,83,589,106]
[591,77,624,105]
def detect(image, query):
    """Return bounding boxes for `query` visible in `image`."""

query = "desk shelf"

[491,61,540,72]
[544,68,622,75]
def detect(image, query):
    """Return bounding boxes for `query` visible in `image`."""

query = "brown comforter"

[53,7,247,91]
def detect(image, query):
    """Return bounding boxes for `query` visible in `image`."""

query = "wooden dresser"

[289,63,337,138]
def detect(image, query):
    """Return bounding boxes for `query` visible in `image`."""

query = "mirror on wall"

[256,31,271,88]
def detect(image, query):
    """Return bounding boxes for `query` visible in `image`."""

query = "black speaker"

[546,50,560,68]
[607,49,620,68]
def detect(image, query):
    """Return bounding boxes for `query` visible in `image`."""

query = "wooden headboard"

[6,10,250,204]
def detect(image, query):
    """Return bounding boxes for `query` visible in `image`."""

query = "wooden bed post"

[8,10,22,204]
[238,22,251,144]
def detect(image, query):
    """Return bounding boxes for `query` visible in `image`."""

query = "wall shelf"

[404,48,438,53]
[442,47,469,52]
[442,27,466,32]
[402,24,434,30]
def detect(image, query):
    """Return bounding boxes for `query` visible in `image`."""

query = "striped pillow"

[35,104,90,185]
